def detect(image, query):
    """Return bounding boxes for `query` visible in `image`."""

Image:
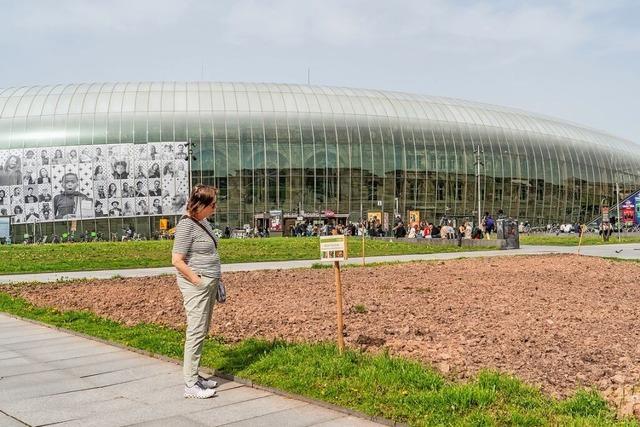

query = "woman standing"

[171,184,220,399]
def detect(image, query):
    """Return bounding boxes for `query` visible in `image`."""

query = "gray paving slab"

[64,354,157,378]
[10,396,140,427]
[0,412,28,427]
[81,362,179,387]
[0,385,122,415]
[0,356,33,369]
[0,330,61,344]
[28,344,123,363]
[0,350,20,360]
[2,334,83,350]
[312,416,383,426]
[130,415,209,427]
[185,395,308,426]
[10,337,98,356]
[224,403,344,427]
[0,361,65,380]
[48,348,135,369]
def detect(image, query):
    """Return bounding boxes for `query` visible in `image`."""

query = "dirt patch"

[3,254,640,415]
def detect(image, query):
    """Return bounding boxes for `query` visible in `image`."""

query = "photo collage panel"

[0,142,189,224]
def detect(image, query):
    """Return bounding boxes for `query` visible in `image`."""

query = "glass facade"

[1,81,639,236]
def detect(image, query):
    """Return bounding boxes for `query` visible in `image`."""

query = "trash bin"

[497,218,519,249]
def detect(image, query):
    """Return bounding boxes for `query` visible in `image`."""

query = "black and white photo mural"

[0,142,189,224]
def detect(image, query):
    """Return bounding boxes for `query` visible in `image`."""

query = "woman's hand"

[172,253,202,286]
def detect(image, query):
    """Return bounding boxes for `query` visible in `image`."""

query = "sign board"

[408,210,420,226]
[269,210,282,231]
[383,212,389,231]
[622,200,635,226]
[159,218,169,230]
[320,235,347,262]
[367,211,381,223]
[0,216,10,241]
[601,206,610,223]
[377,200,383,206]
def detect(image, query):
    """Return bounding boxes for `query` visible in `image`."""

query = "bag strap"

[184,216,217,249]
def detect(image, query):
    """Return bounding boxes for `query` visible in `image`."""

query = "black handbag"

[184,216,226,303]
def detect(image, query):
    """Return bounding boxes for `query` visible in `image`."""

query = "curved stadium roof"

[0,81,636,152]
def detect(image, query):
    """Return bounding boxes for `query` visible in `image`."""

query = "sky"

[0,0,639,141]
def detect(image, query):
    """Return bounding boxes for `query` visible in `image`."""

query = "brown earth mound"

[3,254,640,415]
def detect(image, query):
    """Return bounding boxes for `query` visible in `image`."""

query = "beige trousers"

[177,275,218,387]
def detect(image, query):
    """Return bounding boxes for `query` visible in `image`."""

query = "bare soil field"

[3,254,640,415]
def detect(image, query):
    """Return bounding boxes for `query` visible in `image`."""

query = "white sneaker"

[198,375,218,389]
[184,381,216,399]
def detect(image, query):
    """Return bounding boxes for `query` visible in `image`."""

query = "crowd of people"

[285,210,509,240]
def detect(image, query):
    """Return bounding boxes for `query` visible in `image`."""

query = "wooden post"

[577,224,586,255]
[334,261,345,354]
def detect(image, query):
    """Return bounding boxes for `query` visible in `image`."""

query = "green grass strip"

[1,292,636,426]
[0,237,487,275]
[520,235,640,246]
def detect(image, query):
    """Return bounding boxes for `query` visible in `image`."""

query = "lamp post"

[187,137,197,192]
[616,182,621,242]
[474,146,483,228]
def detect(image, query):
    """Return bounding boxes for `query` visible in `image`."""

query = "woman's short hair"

[186,185,217,217]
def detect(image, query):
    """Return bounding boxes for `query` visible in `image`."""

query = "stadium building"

[0,81,639,238]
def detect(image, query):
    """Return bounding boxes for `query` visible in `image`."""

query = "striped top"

[172,217,221,279]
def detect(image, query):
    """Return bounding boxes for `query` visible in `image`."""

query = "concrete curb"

[0,311,406,427]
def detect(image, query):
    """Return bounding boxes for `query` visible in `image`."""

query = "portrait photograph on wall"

[0,142,189,224]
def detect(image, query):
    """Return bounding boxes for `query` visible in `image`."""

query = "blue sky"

[0,0,638,141]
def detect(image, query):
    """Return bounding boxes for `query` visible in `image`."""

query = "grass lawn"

[0,292,635,426]
[520,234,640,246]
[0,237,486,275]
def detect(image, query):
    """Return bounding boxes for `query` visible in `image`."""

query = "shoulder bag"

[184,216,226,303]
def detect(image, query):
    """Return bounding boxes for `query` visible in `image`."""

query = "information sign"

[320,235,347,262]
[0,216,10,242]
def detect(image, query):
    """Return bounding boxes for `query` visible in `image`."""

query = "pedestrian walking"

[171,184,221,399]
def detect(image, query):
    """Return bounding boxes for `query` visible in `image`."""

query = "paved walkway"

[1,243,640,284]
[0,314,383,427]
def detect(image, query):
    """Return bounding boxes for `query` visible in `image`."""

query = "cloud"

[8,0,193,34]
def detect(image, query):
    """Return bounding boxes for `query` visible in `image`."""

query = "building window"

[436,180,445,201]
[520,185,528,201]
[537,182,544,200]
[455,181,463,201]
[367,179,379,201]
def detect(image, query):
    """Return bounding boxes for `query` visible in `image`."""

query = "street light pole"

[474,146,483,227]
[616,182,621,242]
[187,137,193,193]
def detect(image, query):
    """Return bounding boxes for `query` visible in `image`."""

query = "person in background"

[94,200,106,217]
[136,199,149,215]
[53,173,90,219]
[0,155,22,185]
[108,183,118,199]
[24,187,38,203]
[109,201,122,216]
[151,197,162,214]
[171,184,220,399]
[93,165,107,181]
[40,150,50,165]
[37,168,51,184]
[112,160,129,179]
[51,149,64,165]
